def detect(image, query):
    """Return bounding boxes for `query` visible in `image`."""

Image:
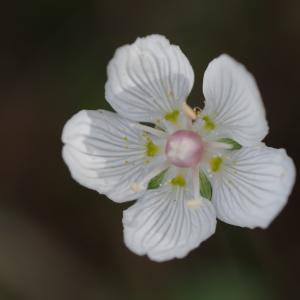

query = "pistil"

[165,130,204,168]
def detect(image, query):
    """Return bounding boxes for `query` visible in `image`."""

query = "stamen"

[186,166,203,208]
[131,161,170,192]
[182,102,197,120]
[208,141,233,150]
[193,166,201,201]
[130,123,166,138]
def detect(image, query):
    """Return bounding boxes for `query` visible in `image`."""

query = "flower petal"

[123,186,216,262]
[62,110,166,202]
[202,54,268,146]
[105,34,194,123]
[211,144,296,229]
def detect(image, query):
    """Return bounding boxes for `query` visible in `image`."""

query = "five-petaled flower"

[62,35,295,262]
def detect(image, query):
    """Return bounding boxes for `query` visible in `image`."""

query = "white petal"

[211,145,296,229]
[202,54,268,146]
[105,34,194,123]
[123,186,216,262]
[62,110,165,202]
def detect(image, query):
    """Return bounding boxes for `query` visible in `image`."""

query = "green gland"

[170,175,186,187]
[146,138,160,157]
[210,156,223,172]
[203,115,215,131]
[164,110,180,123]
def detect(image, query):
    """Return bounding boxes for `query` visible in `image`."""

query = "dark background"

[1,0,299,299]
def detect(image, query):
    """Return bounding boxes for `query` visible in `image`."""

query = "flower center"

[165,130,203,168]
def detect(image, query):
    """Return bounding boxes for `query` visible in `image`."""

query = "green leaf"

[218,138,242,150]
[199,171,212,200]
[147,170,167,189]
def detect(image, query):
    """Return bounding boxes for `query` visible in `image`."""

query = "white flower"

[62,35,296,262]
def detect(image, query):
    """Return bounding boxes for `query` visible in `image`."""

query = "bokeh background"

[1,0,300,299]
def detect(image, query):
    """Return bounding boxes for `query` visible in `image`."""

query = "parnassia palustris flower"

[62,35,295,262]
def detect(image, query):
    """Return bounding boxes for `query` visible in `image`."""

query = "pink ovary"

[165,130,204,168]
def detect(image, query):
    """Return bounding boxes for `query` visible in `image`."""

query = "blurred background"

[1,0,300,299]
